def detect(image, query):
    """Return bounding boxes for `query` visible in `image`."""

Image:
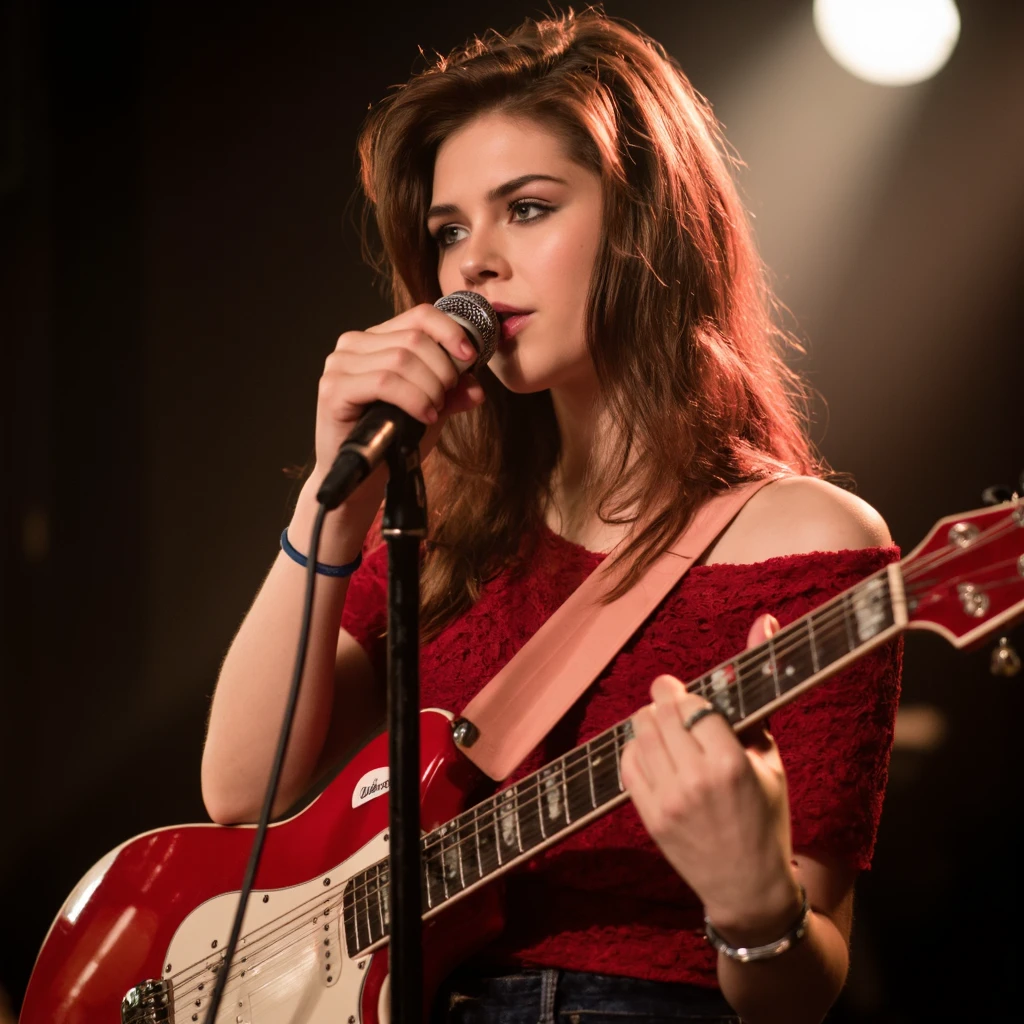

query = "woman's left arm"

[712,848,857,1024]
[621,477,894,1024]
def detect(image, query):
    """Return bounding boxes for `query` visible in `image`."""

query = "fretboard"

[341,565,898,956]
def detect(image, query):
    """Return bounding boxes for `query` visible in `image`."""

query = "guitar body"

[20,709,505,1024]
[21,499,1024,1023]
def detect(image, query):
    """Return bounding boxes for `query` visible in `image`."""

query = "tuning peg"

[990,636,1022,678]
[981,485,1014,507]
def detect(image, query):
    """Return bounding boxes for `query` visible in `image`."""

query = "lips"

[491,303,534,343]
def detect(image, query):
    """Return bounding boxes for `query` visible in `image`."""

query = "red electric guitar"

[20,500,1024,1024]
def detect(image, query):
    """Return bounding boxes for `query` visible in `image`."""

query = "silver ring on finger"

[683,703,724,731]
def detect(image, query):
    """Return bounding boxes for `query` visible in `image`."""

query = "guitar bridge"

[121,978,171,1023]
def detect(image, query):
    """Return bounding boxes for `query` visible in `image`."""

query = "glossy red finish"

[902,504,1024,646]
[21,709,499,1024]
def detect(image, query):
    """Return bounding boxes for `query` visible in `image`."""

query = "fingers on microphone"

[319,361,443,425]
[335,328,461,392]
[366,304,476,363]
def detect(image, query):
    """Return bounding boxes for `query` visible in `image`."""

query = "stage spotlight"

[813,0,961,86]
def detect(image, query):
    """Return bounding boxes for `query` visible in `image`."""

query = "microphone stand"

[381,416,427,1024]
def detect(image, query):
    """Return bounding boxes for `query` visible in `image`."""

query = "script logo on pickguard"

[352,767,390,808]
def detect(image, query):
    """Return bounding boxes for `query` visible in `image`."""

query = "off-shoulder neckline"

[538,520,898,570]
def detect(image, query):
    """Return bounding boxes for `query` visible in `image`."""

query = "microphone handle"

[315,401,419,510]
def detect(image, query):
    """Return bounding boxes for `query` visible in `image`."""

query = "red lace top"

[341,527,902,987]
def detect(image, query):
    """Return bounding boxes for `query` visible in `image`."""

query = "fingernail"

[460,341,475,359]
[426,407,439,423]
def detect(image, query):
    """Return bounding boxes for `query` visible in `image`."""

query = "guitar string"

[901,515,1020,582]
[170,564,1024,1010]
[904,561,1023,603]
[166,522,1022,1000]
[170,614,816,1009]
[351,575,895,921]
[163,894,347,1008]
[416,587,876,854]
[158,565,886,1003]
[342,581,895,925]
[183,527,1024,1000]
[320,573,892,942]
[338,548,1024,936]
[348,562,1024,926]
[173,520,1019,991]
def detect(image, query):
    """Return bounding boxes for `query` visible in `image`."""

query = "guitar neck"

[343,562,904,954]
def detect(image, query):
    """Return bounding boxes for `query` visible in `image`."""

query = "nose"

[457,227,512,285]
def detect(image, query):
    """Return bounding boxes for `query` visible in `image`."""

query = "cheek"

[436,252,458,294]
[528,229,599,318]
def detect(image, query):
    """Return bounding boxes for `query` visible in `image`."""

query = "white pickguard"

[162,831,390,1023]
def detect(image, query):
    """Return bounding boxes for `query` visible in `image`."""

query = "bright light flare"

[813,0,961,86]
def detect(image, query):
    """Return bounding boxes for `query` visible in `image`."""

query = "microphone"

[316,291,499,510]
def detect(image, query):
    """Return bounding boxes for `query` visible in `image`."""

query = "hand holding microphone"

[312,291,498,512]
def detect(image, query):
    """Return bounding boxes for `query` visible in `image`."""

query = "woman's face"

[429,111,603,395]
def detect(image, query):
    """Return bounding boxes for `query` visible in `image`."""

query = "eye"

[432,224,469,249]
[508,198,552,223]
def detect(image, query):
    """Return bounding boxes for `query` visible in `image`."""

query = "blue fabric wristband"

[280,529,362,578]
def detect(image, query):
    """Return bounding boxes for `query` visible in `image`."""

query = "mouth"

[491,305,534,342]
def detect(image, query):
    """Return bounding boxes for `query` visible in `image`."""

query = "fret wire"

[735,661,746,720]
[843,592,856,652]
[364,869,374,941]
[513,788,523,852]
[808,614,819,674]
[492,795,503,866]
[356,873,365,950]
[434,585,872,880]
[560,757,571,824]
[537,771,547,839]
[768,636,780,699]
[456,821,466,890]
[586,740,597,808]
[360,613,865,926]
[473,804,483,877]
[613,725,623,792]
[440,831,451,900]
[423,854,434,910]
[376,863,385,936]
[365,593,879,922]
[351,599,895,928]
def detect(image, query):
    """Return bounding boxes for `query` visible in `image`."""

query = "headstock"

[901,498,1024,650]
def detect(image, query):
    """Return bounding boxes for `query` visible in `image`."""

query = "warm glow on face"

[813,0,961,86]
[430,112,604,397]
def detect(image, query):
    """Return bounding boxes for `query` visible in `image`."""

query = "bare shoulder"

[705,476,892,565]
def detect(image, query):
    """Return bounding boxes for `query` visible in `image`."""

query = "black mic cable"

[201,291,497,1024]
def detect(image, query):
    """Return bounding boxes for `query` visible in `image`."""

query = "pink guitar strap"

[455,476,780,781]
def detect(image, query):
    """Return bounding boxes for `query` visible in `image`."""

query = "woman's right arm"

[201,305,486,824]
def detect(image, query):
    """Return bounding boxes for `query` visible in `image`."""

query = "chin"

[487,348,592,396]
[486,352,552,395]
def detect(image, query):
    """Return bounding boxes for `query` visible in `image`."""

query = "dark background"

[2,0,1022,1019]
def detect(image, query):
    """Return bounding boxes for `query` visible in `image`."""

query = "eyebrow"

[426,174,569,222]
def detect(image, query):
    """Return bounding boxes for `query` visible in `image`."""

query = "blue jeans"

[432,968,742,1024]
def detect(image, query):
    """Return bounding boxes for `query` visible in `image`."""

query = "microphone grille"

[434,291,499,365]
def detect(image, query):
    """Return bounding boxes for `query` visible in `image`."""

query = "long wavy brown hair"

[357,7,822,638]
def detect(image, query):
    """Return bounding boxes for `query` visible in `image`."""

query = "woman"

[201,9,901,1024]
